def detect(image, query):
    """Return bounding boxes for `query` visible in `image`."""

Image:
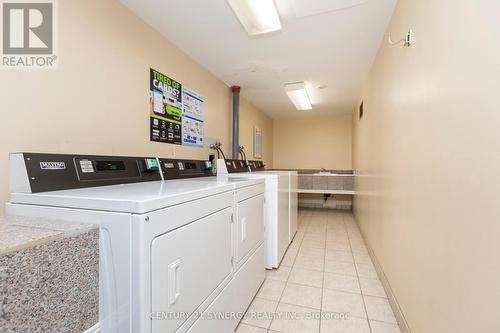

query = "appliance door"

[186,244,265,333]
[235,193,264,267]
[289,172,298,243]
[150,207,233,333]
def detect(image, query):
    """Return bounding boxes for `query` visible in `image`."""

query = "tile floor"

[236,209,401,333]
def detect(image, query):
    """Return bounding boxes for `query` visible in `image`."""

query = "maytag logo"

[40,161,65,170]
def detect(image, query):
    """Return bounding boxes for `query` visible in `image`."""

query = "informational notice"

[149,68,183,145]
[181,87,205,147]
[149,68,205,147]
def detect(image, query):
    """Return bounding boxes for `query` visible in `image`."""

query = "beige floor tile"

[364,296,397,324]
[299,246,325,257]
[305,227,326,233]
[242,297,278,329]
[327,233,349,240]
[326,249,354,263]
[288,267,323,288]
[353,252,372,264]
[326,222,345,228]
[351,244,369,254]
[326,242,351,252]
[327,231,349,237]
[256,279,286,301]
[288,241,301,252]
[350,243,368,254]
[281,249,298,266]
[235,323,267,333]
[296,251,323,261]
[281,283,322,309]
[324,260,357,276]
[356,262,379,279]
[370,320,402,333]
[292,235,304,244]
[323,272,360,294]
[322,289,366,318]
[301,239,326,249]
[326,237,350,245]
[359,278,387,298]
[294,255,324,271]
[269,303,320,333]
[266,266,292,282]
[303,233,326,241]
[320,316,370,333]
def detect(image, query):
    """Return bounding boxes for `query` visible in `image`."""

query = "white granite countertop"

[0,215,99,332]
[0,215,96,255]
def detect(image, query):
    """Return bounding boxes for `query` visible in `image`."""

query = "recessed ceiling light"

[285,82,312,110]
[227,0,282,36]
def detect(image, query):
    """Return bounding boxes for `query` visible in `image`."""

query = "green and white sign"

[149,68,205,146]
[149,68,183,144]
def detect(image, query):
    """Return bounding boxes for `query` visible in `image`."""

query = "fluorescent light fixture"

[227,0,282,36]
[285,82,312,110]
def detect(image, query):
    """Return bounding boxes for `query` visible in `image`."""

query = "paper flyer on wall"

[149,68,183,145]
[149,68,205,147]
[181,87,205,147]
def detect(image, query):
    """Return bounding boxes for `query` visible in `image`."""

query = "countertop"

[0,215,99,333]
[0,215,96,255]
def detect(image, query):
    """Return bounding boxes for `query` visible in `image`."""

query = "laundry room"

[0,0,499,333]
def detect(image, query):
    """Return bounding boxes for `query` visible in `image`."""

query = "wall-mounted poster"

[149,68,205,147]
[182,87,205,147]
[149,68,183,144]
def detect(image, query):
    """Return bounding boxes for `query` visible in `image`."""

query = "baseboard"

[353,216,412,333]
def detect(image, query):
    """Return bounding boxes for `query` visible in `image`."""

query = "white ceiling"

[120,0,397,118]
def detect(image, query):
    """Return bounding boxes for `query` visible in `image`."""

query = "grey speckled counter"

[0,215,99,333]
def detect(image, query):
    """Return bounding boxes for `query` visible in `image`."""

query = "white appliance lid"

[174,176,264,189]
[10,180,233,214]
[219,172,278,180]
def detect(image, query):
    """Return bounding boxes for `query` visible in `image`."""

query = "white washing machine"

[6,153,258,333]
[247,161,299,244]
[216,159,290,269]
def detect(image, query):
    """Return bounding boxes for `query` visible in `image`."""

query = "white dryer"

[216,159,290,269]
[157,158,266,332]
[6,153,241,333]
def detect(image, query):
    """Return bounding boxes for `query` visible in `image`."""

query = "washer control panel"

[159,158,214,180]
[222,159,251,173]
[248,160,265,172]
[10,153,162,193]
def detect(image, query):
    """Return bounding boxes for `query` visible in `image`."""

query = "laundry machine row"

[6,153,265,333]
[216,158,298,269]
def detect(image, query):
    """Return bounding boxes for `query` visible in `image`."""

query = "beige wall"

[0,0,273,215]
[239,98,274,164]
[352,1,500,332]
[273,114,352,170]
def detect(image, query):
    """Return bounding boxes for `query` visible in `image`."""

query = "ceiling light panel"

[227,0,282,36]
[291,0,368,18]
[285,82,312,110]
